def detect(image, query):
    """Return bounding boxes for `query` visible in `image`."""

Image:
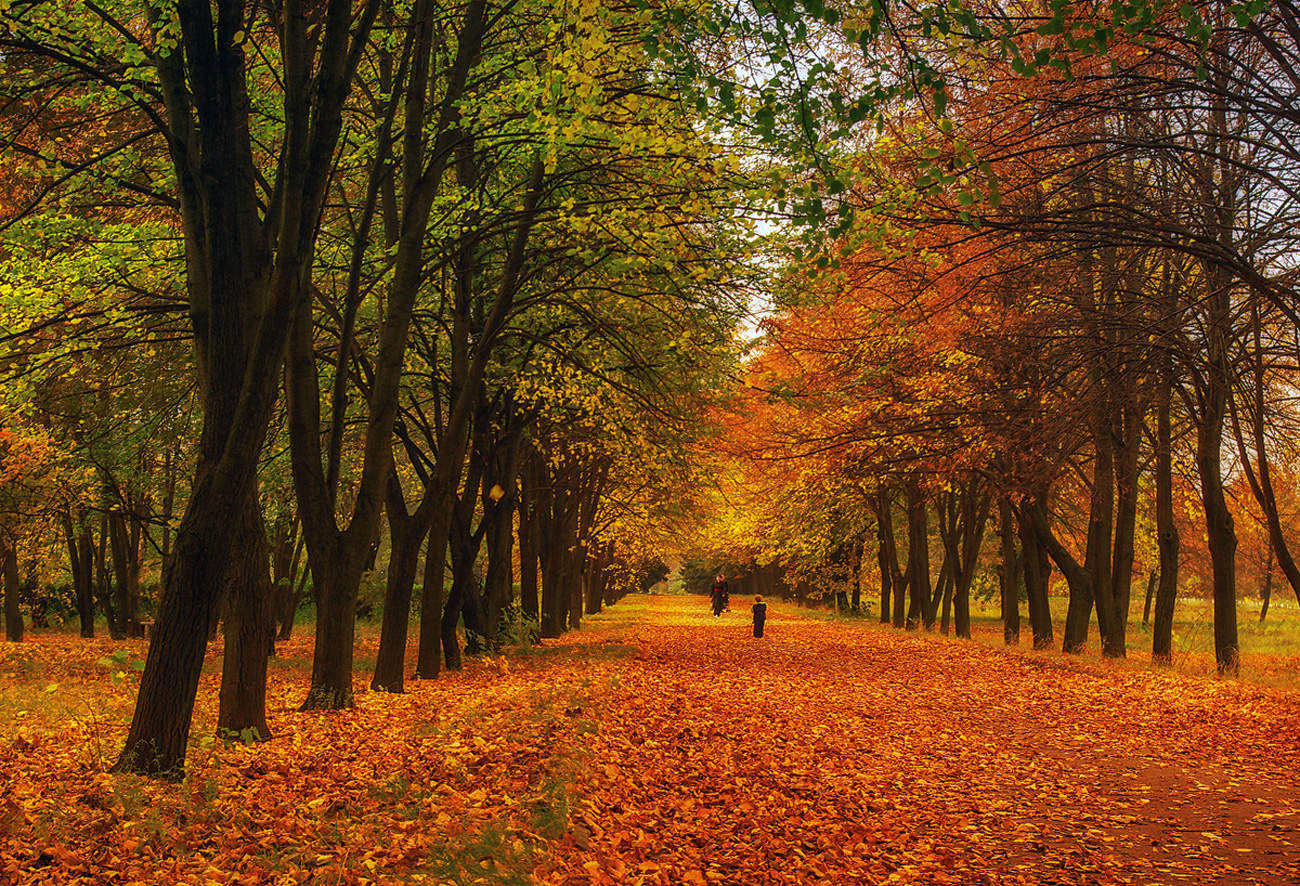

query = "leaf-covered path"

[6,595,1300,885]
[542,595,1300,885]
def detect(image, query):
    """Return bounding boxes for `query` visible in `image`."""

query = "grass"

[771,590,1300,690]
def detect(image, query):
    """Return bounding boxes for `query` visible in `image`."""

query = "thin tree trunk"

[96,512,120,638]
[109,511,138,638]
[1152,262,1181,665]
[998,498,1021,645]
[905,482,930,630]
[1110,400,1140,654]
[3,542,22,642]
[518,492,540,636]
[64,511,95,638]
[1199,348,1239,675]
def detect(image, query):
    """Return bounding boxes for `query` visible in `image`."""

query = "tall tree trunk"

[1197,61,1239,676]
[850,538,862,613]
[303,549,368,709]
[518,490,540,636]
[111,0,377,777]
[217,490,273,741]
[873,490,898,626]
[1110,400,1140,654]
[64,511,95,638]
[3,542,22,642]
[95,514,120,639]
[1259,539,1273,624]
[109,511,139,638]
[416,523,444,678]
[1152,263,1181,665]
[415,505,451,678]
[998,498,1021,645]
[372,473,434,692]
[905,482,930,630]
[1017,500,1054,649]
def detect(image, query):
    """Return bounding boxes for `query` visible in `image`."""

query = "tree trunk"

[415,522,444,679]
[3,542,22,642]
[566,522,584,632]
[415,506,450,678]
[873,490,898,626]
[1031,500,1101,654]
[584,550,606,616]
[518,494,540,636]
[109,511,139,638]
[64,511,95,638]
[217,490,273,741]
[114,456,270,775]
[1152,262,1181,665]
[937,553,955,636]
[1199,414,1239,675]
[1110,401,1140,654]
[850,538,863,613]
[1017,500,1054,649]
[1260,543,1274,624]
[302,545,368,710]
[372,474,433,692]
[998,498,1021,645]
[905,482,930,630]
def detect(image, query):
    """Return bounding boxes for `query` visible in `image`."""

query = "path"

[541,595,1300,885]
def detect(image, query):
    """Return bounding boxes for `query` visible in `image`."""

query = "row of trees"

[3,0,1290,778]
[0,0,781,776]
[707,2,1300,673]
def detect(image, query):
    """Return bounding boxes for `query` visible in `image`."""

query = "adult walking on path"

[709,574,728,617]
[751,595,767,637]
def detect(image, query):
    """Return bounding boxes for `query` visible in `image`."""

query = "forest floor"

[3,594,1300,885]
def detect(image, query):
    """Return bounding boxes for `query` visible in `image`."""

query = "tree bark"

[96,513,120,640]
[1110,400,1140,652]
[998,498,1021,645]
[1017,500,1054,649]
[372,472,434,692]
[63,511,95,638]
[3,542,22,642]
[905,482,930,630]
[518,480,540,635]
[109,511,140,638]
[217,490,273,741]
[415,522,444,679]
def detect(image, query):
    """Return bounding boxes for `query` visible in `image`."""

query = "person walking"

[752,595,767,637]
[710,574,727,617]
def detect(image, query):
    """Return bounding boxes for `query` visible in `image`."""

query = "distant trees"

[716,2,1300,675]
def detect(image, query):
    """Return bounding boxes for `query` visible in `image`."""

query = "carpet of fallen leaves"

[4,595,1300,885]
[540,597,1300,886]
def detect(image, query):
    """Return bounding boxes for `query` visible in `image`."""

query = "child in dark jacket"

[752,595,767,638]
